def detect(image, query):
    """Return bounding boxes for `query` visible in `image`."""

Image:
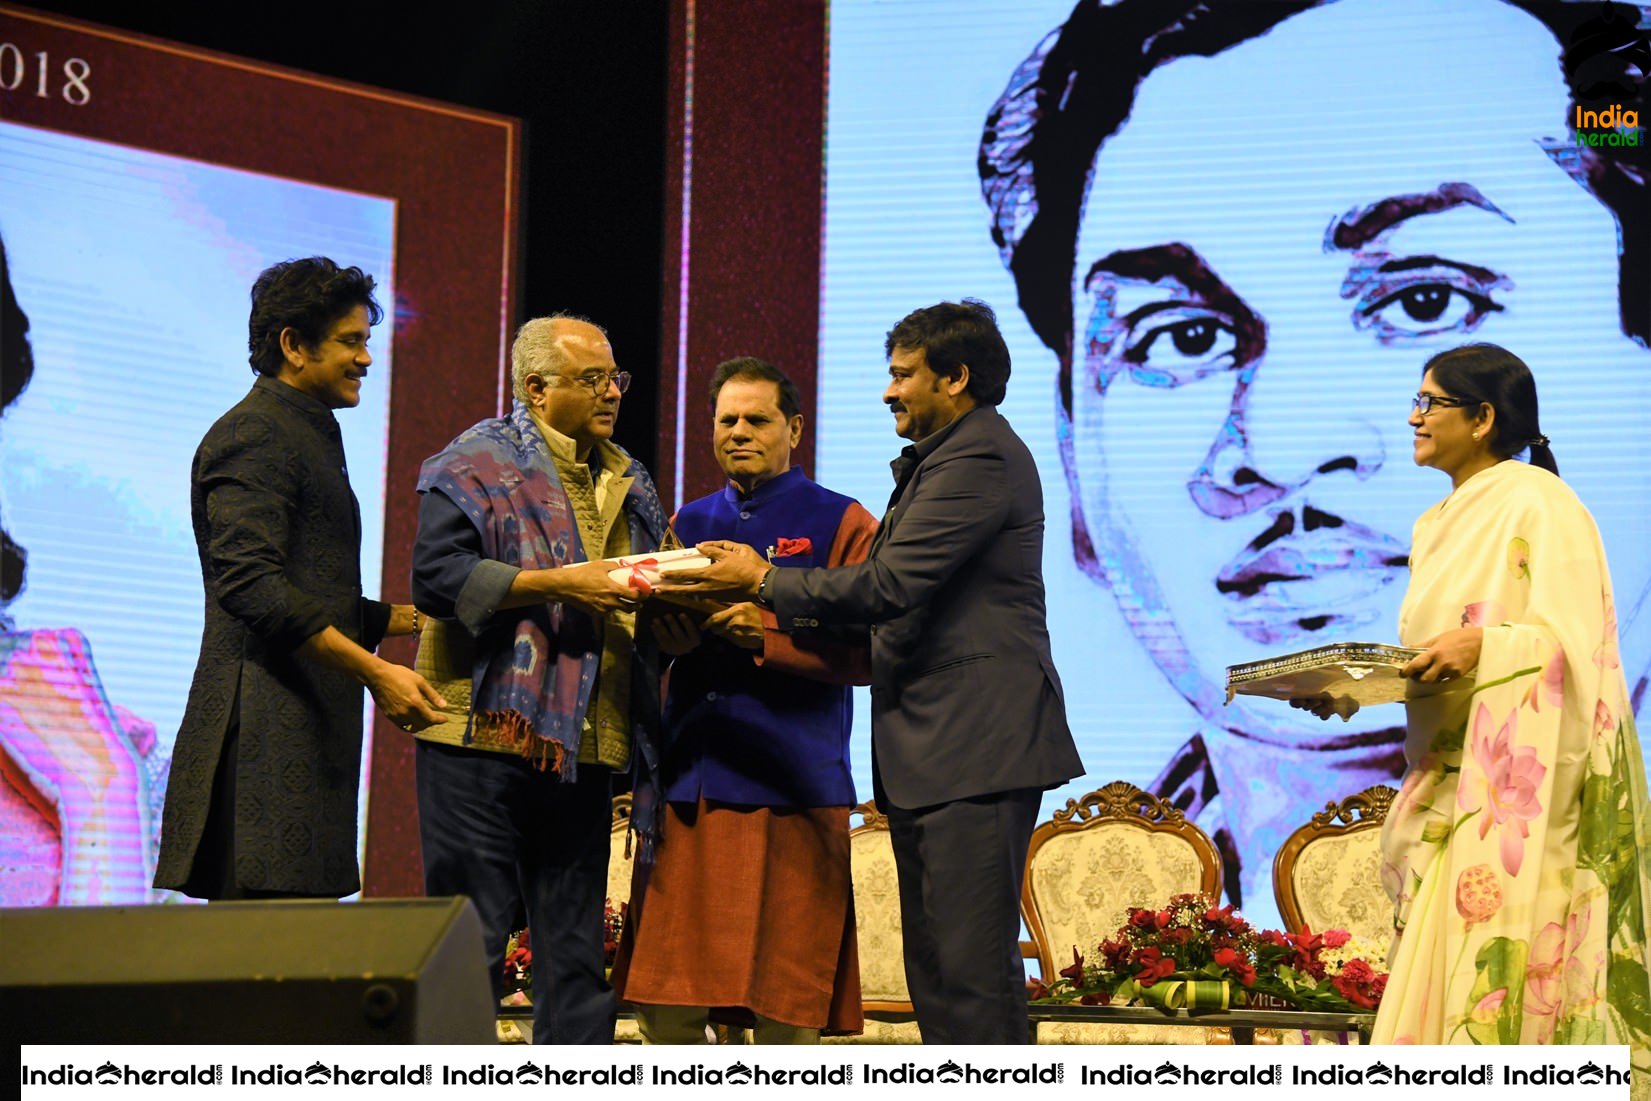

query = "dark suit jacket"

[768,406,1082,809]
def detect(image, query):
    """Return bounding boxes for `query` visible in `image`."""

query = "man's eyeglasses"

[550,370,632,397]
[1411,393,1476,415]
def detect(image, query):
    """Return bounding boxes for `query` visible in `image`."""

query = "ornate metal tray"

[1225,642,1435,715]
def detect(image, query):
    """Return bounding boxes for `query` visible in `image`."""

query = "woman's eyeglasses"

[1411,393,1475,415]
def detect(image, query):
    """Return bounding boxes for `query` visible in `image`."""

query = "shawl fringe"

[471,709,567,774]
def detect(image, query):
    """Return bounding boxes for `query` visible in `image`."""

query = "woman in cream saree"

[1370,345,1651,1075]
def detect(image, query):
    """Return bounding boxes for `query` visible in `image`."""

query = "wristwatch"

[756,566,778,608]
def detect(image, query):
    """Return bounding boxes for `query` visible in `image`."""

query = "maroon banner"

[657,0,826,510]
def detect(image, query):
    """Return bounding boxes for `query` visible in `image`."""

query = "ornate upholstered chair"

[606,792,636,910]
[603,793,643,1042]
[1272,784,1397,956]
[1022,781,1225,1045]
[1257,784,1396,1046]
[822,800,922,1044]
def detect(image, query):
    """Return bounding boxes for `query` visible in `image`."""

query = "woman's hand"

[1289,696,1359,722]
[1402,627,1483,684]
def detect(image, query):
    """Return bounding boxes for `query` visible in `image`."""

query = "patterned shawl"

[417,401,668,783]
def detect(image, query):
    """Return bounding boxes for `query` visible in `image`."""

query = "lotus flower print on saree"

[1374,463,1651,1074]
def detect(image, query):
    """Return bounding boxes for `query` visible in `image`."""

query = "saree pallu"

[1374,461,1651,1085]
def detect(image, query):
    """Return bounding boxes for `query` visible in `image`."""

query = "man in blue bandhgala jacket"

[611,356,876,1043]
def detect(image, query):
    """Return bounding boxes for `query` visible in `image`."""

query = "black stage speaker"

[1,897,495,1043]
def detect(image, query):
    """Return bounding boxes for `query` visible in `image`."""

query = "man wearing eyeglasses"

[409,313,669,1044]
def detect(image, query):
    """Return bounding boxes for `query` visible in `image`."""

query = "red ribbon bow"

[622,558,659,594]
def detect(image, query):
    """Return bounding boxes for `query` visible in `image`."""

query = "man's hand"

[535,560,643,618]
[1402,627,1482,684]
[653,541,770,601]
[367,662,449,733]
[652,613,704,656]
[386,603,421,637]
[705,602,765,650]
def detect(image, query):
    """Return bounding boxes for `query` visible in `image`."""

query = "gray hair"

[510,312,605,402]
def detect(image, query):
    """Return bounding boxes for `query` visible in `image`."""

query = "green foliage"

[1557,1014,1607,1045]
[1430,719,1468,755]
[1463,936,1527,1045]
[1606,955,1651,1040]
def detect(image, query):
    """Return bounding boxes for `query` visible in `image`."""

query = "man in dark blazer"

[659,299,1084,1043]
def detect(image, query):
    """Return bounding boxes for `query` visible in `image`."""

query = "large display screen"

[819,0,1650,921]
[0,6,519,904]
[0,123,396,904]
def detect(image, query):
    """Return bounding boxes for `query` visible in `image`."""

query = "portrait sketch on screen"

[976,0,1649,910]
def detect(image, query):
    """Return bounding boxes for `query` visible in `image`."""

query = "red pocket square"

[773,537,812,558]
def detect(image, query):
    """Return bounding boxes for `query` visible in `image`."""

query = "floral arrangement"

[502,929,533,1002]
[1027,893,1388,1014]
[500,898,630,1004]
[603,898,628,967]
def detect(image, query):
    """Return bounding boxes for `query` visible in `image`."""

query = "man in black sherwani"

[155,257,445,900]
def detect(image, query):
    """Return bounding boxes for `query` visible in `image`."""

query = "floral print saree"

[1374,460,1651,1080]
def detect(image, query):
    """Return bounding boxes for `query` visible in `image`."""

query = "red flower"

[602,900,627,968]
[1059,947,1085,982]
[1128,908,1159,932]
[1338,958,1375,984]
[1329,957,1385,1009]
[1288,925,1330,978]
[1160,926,1194,949]
[1212,946,1256,987]
[1027,892,1383,1014]
[1026,976,1050,1000]
[773,537,812,557]
[1331,971,1379,1009]
[1132,947,1177,987]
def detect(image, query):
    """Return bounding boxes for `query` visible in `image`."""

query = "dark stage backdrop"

[655,0,827,507]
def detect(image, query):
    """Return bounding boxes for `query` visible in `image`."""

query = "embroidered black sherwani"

[154,376,389,897]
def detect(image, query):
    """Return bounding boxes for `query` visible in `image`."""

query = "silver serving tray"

[1225,642,1451,715]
